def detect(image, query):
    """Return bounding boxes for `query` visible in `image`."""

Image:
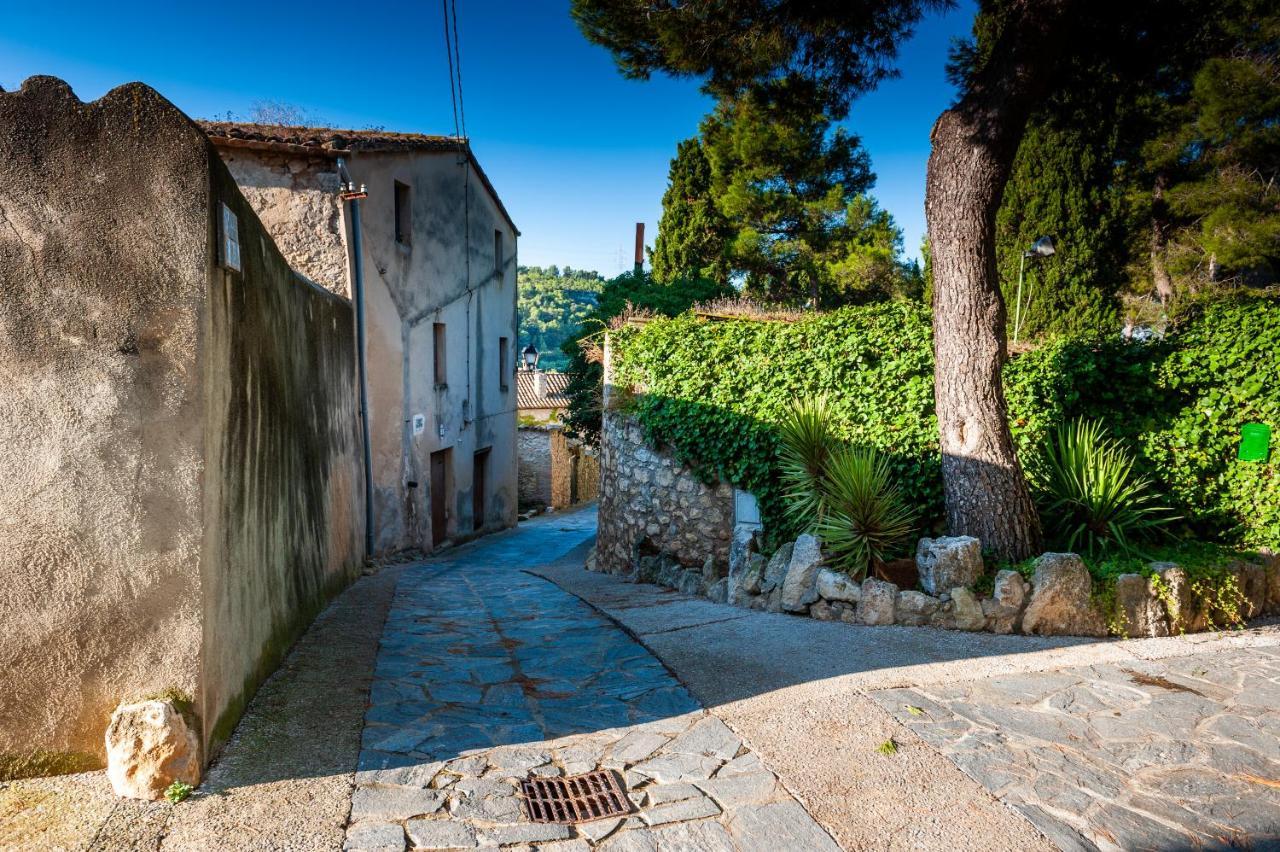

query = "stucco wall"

[199,164,364,752]
[0,77,364,776]
[595,413,734,575]
[220,144,519,553]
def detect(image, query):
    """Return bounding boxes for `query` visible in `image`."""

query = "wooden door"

[430,450,449,547]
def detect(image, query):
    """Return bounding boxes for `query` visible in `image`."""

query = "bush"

[776,396,839,529]
[1037,418,1177,557]
[816,445,916,578]
[610,293,1278,550]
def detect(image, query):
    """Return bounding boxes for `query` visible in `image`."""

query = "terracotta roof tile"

[517,371,572,411]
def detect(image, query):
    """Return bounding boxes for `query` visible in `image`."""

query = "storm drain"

[520,770,632,823]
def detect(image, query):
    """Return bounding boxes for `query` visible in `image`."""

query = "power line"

[450,0,467,140]
[441,0,460,139]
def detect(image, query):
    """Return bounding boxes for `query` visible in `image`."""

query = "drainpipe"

[338,158,375,558]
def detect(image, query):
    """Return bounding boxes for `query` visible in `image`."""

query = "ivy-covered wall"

[610,295,1279,550]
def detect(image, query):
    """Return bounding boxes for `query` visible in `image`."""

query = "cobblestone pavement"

[872,645,1280,851]
[346,510,838,851]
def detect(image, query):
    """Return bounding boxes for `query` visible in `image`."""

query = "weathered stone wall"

[0,77,364,777]
[551,429,600,509]
[595,413,733,575]
[518,427,553,507]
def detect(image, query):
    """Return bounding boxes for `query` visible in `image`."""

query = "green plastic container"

[1238,423,1271,462]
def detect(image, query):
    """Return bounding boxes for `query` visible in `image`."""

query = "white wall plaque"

[412,414,426,436]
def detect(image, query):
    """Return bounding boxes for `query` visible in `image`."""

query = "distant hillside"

[517,265,605,372]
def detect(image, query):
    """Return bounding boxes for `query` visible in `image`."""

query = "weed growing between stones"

[164,780,193,803]
[877,740,899,756]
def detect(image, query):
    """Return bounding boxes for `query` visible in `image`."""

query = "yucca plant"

[1039,417,1178,558]
[816,445,915,580]
[776,396,839,529]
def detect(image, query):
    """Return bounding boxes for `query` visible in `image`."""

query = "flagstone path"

[344,509,837,851]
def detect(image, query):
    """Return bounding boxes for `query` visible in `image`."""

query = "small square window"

[494,229,503,275]
[433,323,447,386]
[394,181,412,246]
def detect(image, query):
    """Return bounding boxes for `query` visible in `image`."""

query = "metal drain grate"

[520,770,632,824]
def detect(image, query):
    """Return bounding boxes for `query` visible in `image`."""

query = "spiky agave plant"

[816,445,915,580]
[1039,417,1177,558]
[776,395,840,529]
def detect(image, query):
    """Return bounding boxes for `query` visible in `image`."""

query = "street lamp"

[1012,236,1056,344]
[521,344,539,371]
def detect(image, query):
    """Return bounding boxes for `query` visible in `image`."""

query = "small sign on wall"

[219,203,241,272]
[1239,423,1271,463]
[412,414,426,436]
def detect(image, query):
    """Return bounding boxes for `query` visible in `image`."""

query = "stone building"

[201,122,520,552]
[515,371,599,511]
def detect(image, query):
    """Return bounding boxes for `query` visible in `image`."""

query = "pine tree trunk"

[923,0,1082,560]
[1151,171,1174,304]
[927,110,1042,560]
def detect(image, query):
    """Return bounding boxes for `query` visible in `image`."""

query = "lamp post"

[521,344,539,371]
[1012,235,1056,344]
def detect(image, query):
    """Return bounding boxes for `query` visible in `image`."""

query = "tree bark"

[1151,171,1174,304]
[925,0,1080,560]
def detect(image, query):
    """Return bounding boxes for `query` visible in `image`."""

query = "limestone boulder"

[707,577,729,604]
[760,543,793,594]
[780,535,824,613]
[1229,560,1268,620]
[105,699,200,801]
[1262,549,1280,615]
[728,525,759,585]
[1115,574,1169,638]
[1150,562,1207,633]
[916,536,983,597]
[816,569,860,603]
[857,578,898,625]
[1020,553,1108,637]
[809,600,838,621]
[985,570,1029,634]
[950,587,986,631]
[896,591,940,626]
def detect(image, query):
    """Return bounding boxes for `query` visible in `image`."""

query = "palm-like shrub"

[816,446,915,579]
[776,396,839,529]
[1039,418,1177,557]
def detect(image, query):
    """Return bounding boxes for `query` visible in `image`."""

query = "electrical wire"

[441,0,460,139]
[450,0,467,140]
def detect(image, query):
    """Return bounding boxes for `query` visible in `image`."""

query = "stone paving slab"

[870,647,1280,851]
[347,509,838,851]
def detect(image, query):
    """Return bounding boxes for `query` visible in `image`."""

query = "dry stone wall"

[595,413,733,575]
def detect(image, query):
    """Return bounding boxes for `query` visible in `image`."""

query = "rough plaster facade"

[518,427,553,507]
[0,78,364,777]
[210,137,519,553]
[595,413,733,575]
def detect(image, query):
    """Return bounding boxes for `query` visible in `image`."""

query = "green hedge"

[611,294,1279,549]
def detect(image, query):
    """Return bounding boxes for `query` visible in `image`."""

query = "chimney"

[533,370,547,400]
[634,222,644,274]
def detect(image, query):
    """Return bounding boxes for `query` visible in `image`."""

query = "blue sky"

[0,1,975,276]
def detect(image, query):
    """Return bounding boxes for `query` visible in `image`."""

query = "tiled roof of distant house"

[517,371,572,411]
[197,121,518,234]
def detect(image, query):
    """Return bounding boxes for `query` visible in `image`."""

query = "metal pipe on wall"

[337,157,375,557]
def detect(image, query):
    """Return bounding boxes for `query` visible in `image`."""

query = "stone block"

[857,578,897,625]
[760,543,793,594]
[1021,553,1108,637]
[950,587,986,631]
[780,534,824,612]
[1115,573,1169,638]
[105,699,200,801]
[707,577,729,603]
[809,600,837,621]
[895,590,940,626]
[916,536,984,596]
[816,568,860,603]
[1229,560,1268,620]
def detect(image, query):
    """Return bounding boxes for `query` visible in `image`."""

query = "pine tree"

[651,138,732,285]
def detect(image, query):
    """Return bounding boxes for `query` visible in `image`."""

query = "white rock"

[857,578,897,625]
[816,568,861,603]
[781,534,824,612]
[916,536,984,596]
[1021,553,1108,637]
[105,699,200,800]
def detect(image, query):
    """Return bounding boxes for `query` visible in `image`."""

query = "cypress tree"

[650,138,731,285]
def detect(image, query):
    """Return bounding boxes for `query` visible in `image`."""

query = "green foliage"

[996,117,1133,338]
[877,739,899,756]
[651,138,732,285]
[612,302,940,544]
[816,445,916,578]
[165,780,194,804]
[1037,418,1178,557]
[699,81,919,305]
[517,266,605,372]
[561,270,734,444]
[776,396,839,528]
[613,293,1278,552]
